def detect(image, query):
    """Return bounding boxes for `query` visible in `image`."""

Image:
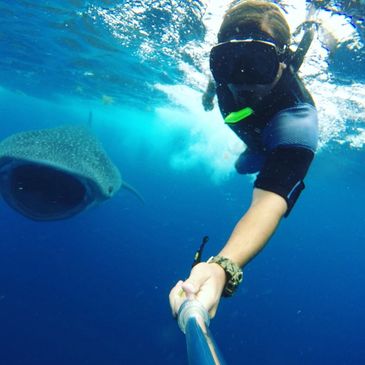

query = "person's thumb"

[182,266,209,299]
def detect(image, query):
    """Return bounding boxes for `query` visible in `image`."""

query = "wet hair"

[218,0,291,49]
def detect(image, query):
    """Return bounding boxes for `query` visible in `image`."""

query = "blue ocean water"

[1,1,365,364]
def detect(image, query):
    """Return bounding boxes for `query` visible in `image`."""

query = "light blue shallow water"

[0,1,365,364]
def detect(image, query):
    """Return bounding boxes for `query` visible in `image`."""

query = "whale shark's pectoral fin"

[122,181,145,204]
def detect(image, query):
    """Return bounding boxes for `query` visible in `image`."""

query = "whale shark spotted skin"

[0,125,123,221]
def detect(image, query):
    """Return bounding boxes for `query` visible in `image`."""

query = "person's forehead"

[225,26,276,43]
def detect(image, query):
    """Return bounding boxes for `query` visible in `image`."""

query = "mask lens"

[210,40,280,85]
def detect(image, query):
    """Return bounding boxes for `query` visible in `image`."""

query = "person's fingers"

[183,265,210,292]
[180,282,196,300]
[182,264,222,314]
[206,102,214,111]
[169,280,186,317]
[169,266,212,317]
[203,101,214,111]
[169,280,183,300]
[169,263,225,319]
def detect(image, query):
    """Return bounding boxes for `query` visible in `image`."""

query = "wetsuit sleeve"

[255,104,319,217]
[254,147,314,217]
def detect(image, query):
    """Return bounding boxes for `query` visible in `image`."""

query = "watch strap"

[207,255,243,297]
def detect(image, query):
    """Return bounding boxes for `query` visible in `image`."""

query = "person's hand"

[169,262,226,319]
[202,93,214,111]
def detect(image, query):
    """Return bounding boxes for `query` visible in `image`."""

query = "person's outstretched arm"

[169,188,287,318]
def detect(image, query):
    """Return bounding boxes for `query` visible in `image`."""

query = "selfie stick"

[177,300,227,365]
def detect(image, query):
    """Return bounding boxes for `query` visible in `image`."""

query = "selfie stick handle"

[177,300,227,365]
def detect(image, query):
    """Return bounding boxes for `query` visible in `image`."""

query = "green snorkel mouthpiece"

[224,107,254,124]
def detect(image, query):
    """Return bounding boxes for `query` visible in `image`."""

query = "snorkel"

[224,107,254,124]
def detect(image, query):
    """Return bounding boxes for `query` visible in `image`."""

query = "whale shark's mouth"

[0,125,122,220]
[0,162,92,221]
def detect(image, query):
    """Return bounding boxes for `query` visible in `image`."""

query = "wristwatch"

[207,255,243,297]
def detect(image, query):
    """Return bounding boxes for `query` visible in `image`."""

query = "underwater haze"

[1,1,365,364]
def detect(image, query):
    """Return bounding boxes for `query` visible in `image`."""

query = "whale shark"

[0,125,141,220]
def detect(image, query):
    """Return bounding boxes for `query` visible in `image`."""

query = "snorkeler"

[170,1,319,318]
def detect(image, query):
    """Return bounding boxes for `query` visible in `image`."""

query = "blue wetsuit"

[216,66,318,216]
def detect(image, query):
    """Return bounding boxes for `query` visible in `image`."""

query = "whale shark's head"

[0,125,121,221]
